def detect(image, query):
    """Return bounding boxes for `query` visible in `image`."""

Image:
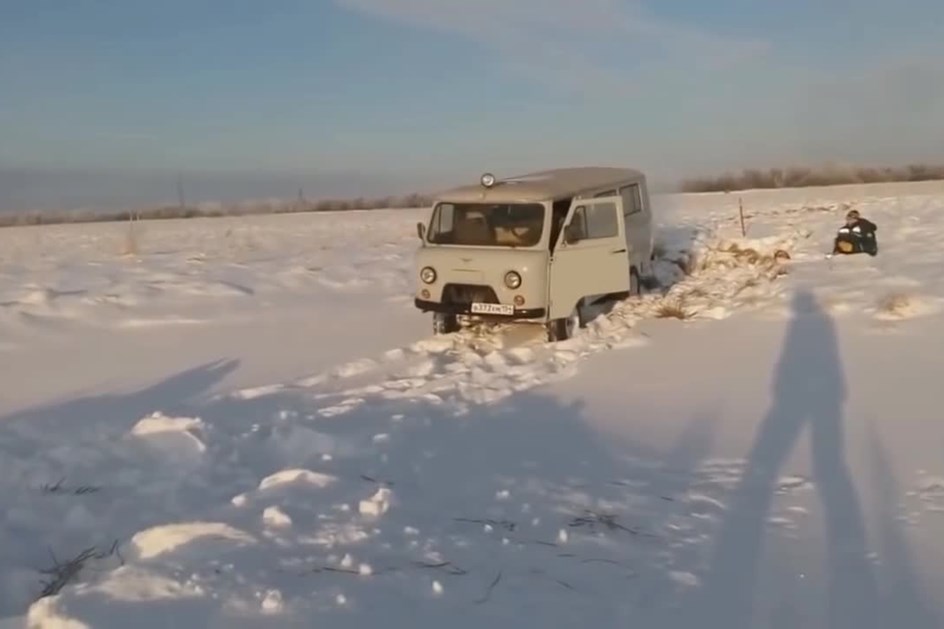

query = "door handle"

[611,248,627,254]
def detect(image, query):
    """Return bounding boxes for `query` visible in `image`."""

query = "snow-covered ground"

[3,180,944,628]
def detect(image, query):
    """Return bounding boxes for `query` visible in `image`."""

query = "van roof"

[434,167,646,204]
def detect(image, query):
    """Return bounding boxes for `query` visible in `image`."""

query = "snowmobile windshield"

[426,202,546,248]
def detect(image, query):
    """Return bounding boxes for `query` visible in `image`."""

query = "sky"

[2,0,944,210]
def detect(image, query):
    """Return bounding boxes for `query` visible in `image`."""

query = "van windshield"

[426,203,545,247]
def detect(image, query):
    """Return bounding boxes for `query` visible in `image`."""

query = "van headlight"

[503,270,522,289]
[420,266,437,284]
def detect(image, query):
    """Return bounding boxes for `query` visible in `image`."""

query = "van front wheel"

[546,303,583,342]
[433,312,460,335]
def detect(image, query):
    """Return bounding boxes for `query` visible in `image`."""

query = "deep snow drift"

[2,181,944,628]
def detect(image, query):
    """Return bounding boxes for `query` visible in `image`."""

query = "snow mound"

[131,522,256,560]
[129,413,207,467]
[26,566,208,628]
[231,469,340,508]
[258,468,337,491]
[358,486,394,517]
[131,412,206,442]
[262,506,293,529]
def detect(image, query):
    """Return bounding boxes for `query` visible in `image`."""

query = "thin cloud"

[334,0,769,93]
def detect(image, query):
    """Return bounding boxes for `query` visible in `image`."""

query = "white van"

[413,167,655,341]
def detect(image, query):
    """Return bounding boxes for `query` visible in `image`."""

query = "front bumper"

[414,298,546,320]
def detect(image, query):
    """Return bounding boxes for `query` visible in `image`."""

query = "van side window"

[620,184,642,215]
[570,202,618,240]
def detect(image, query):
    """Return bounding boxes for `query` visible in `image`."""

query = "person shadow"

[688,289,881,629]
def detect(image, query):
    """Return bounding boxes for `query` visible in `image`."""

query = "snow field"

[1,180,943,627]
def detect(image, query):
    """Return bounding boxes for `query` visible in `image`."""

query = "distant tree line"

[3,163,944,229]
[679,163,944,193]
[0,193,434,228]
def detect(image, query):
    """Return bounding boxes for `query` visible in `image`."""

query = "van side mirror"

[564,223,582,244]
[416,222,426,241]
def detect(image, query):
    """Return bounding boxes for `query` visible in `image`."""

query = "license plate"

[470,302,514,316]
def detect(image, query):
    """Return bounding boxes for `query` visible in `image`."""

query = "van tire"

[433,313,459,335]
[546,302,583,342]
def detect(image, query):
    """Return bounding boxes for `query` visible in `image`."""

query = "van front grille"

[442,283,499,306]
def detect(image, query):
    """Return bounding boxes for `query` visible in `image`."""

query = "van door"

[547,196,630,320]
[619,182,651,270]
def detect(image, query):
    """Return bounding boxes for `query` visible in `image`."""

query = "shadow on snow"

[673,289,938,629]
[0,357,725,626]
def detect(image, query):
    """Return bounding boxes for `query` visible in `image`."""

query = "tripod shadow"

[694,289,880,628]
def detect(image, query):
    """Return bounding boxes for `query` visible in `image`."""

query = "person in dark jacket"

[832,209,877,256]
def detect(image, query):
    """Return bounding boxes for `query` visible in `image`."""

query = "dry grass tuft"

[705,242,792,276]
[568,510,640,534]
[875,292,913,317]
[37,540,123,599]
[41,477,101,495]
[722,242,757,259]
[655,298,695,320]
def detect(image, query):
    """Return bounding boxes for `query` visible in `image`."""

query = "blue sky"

[2,0,943,209]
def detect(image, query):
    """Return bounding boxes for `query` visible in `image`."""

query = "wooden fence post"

[738,197,747,237]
